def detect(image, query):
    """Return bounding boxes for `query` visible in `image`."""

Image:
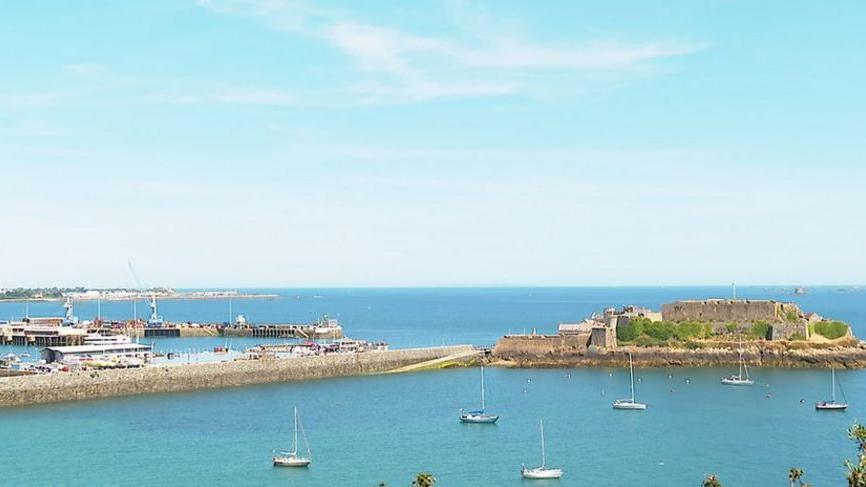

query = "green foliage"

[674,321,710,340]
[702,474,723,487]
[847,424,866,486]
[616,318,646,342]
[643,321,675,341]
[788,467,810,487]
[725,322,738,333]
[751,321,770,339]
[632,335,667,346]
[813,321,849,340]
[620,318,713,345]
[786,310,800,323]
[412,473,436,487]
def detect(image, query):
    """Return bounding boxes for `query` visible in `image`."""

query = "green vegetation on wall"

[617,318,711,344]
[811,321,849,340]
[750,321,770,339]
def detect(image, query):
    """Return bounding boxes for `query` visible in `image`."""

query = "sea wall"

[493,336,866,368]
[0,345,476,408]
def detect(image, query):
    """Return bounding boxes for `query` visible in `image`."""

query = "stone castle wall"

[661,300,803,323]
[0,346,474,408]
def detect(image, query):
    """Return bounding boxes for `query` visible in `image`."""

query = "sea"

[1,286,865,486]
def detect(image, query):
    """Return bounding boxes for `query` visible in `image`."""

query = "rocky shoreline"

[492,341,866,369]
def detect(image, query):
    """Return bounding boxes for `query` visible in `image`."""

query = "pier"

[0,345,479,407]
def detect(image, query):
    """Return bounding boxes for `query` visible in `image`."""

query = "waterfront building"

[0,322,86,346]
[41,343,153,363]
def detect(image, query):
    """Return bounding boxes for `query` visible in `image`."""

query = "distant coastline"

[0,291,278,303]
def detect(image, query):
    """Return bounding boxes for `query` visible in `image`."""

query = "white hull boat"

[521,467,564,479]
[273,407,312,468]
[612,353,646,410]
[521,419,563,480]
[612,399,647,410]
[722,348,754,386]
[816,368,848,411]
[273,453,311,467]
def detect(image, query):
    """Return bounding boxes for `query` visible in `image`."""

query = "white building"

[41,343,153,363]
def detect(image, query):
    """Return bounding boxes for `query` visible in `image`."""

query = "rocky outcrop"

[493,336,866,368]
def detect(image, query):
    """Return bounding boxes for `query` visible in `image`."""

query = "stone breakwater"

[0,346,477,408]
[493,336,866,368]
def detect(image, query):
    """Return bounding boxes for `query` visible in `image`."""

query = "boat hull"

[273,456,311,467]
[720,377,754,386]
[816,402,848,411]
[460,413,499,423]
[612,400,646,410]
[521,467,563,479]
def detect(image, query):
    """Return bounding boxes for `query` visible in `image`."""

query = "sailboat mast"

[629,353,636,402]
[540,419,546,468]
[832,368,836,402]
[480,366,486,411]
[739,353,744,378]
[292,407,299,454]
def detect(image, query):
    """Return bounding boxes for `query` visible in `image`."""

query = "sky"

[1,0,864,288]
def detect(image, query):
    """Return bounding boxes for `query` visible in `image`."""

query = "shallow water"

[0,366,862,486]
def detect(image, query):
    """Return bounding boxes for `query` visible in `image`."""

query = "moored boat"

[273,407,312,467]
[816,368,848,411]
[521,419,563,479]
[460,365,499,423]
[612,352,647,410]
[721,348,754,386]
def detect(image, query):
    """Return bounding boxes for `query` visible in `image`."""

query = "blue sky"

[1,0,864,287]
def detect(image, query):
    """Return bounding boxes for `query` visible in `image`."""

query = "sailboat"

[273,407,312,467]
[816,368,848,410]
[721,350,754,386]
[460,365,499,423]
[613,353,647,410]
[521,419,563,479]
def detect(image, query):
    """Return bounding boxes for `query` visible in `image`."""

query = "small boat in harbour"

[612,352,647,410]
[273,407,312,467]
[460,365,499,423]
[521,419,563,479]
[816,368,848,411]
[721,350,754,386]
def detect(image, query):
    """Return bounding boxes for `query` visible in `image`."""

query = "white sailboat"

[721,349,754,386]
[460,365,499,423]
[613,352,647,410]
[273,407,312,467]
[521,419,563,479]
[816,368,848,410]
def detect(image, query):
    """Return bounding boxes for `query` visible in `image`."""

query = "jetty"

[0,345,479,408]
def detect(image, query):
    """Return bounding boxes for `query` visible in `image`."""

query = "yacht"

[460,365,499,423]
[721,351,754,386]
[521,419,563,479]
[273,407,312,467]
[613,352,647,410]
[816,368,848,410]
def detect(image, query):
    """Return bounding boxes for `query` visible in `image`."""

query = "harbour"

[2,287,865,485]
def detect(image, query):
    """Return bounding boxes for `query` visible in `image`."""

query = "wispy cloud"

[197,0,704,103]
[146,87,294,106]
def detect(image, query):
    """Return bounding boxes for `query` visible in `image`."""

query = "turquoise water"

[2,287,866,485]
[2,286,865,351]
[0,367,863,485]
